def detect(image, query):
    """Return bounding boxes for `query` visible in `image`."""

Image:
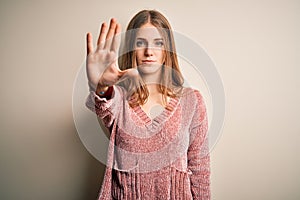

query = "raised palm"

[86,18,136,91]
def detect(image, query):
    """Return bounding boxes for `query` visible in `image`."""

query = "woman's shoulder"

[179,87,206,113]
[181,87,205,102]
[180,87,207,122]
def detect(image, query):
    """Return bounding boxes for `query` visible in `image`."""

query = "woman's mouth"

[142,60,156,64]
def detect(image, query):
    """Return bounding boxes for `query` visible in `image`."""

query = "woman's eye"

[136,40,146,47]
[155,41,164,47]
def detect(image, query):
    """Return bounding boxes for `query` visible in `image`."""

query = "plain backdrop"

[0,0,299,200]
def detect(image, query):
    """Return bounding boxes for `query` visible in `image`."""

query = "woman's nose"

[144,46,154,56]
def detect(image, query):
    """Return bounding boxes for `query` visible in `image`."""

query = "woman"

[86,10,210,200]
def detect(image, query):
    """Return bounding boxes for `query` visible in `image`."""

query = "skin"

[135,23,165,82]
[86,18,137,91]
[86,19,168,118]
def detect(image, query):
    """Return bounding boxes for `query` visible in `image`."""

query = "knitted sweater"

[86,86,210,200]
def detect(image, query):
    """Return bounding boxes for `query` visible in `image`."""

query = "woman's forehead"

[135,25,163,40]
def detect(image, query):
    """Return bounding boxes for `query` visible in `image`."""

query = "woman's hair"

[119,10,184,107]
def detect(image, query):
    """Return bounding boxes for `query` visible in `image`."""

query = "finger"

[96,22,108,50]
[111,23,121,52]
[104,18,117,50]
[86,32,93,55]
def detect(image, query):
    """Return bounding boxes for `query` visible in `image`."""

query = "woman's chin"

[137,64,162,76]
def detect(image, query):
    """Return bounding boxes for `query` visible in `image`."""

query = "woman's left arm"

[187,90,210,200]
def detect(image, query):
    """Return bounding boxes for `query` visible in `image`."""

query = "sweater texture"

[86,86,210,200]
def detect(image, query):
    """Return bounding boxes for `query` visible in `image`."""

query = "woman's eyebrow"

[136,37,163,40]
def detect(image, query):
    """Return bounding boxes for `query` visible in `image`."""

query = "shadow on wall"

[0,111,107,200]
[76,115,108,200]
[83,156,106,200]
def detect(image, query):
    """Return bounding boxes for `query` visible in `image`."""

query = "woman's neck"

[139,67,162,87]
[146,84,160,95]
[145,83,170,106]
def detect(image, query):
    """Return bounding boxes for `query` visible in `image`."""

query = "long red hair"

[118,10,184,107]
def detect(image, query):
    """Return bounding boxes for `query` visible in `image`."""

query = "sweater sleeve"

[85,85,123,128]
[187,90,211,200]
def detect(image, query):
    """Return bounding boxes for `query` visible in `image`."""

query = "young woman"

[86,10,210,200]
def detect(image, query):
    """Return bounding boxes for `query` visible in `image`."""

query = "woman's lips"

[142,60,156,64]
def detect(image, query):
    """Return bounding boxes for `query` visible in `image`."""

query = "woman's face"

[135,23,165,77]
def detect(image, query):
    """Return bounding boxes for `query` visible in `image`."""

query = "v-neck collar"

[131,97,180,131]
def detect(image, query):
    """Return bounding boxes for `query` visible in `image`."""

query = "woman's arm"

[187,90,211,200]
[85,18,138,127]
[85,85,122,128]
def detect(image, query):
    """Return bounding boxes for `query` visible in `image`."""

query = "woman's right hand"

[86,18,137,91]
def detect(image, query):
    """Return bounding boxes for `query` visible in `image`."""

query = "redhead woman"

[86,10,210,200]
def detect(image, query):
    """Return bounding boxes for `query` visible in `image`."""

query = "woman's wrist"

[96,84,109,96]
[96,86,109,96]
[96,81,114,98]
[96,78,108,94]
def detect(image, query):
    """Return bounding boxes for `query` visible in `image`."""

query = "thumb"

[117,68,139,83]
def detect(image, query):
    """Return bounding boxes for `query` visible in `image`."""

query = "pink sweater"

[86,86,210,200]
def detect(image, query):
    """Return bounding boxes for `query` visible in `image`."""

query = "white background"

[0,0,299,199]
